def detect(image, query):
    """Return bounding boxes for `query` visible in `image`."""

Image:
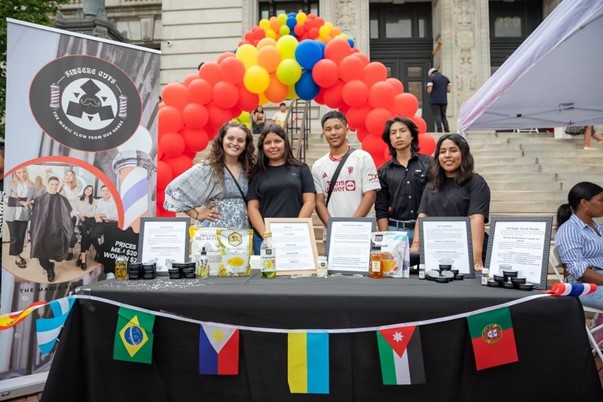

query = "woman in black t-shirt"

[247,124,315,254]
[411,133,490,269]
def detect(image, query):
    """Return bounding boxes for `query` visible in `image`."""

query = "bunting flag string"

[71,292,551,334]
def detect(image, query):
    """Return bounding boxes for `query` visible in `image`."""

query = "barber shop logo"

[481,323,503,344]
[30,55,141,152]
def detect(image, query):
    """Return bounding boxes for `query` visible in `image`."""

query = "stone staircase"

[302,129,603,255]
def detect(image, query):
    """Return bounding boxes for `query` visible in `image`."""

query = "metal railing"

[286,99,311,163]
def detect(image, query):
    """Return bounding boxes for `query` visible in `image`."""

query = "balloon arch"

[156,12,436,216]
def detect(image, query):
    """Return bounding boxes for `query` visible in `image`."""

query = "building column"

[437,0,490,133]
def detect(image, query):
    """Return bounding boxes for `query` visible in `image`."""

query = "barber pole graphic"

[118,94,128,118]
[49,83,60,109]
[113,150,156,232]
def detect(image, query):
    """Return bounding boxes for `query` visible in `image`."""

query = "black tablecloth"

[42,274,602,402]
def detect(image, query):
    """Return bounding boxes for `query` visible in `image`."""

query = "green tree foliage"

[0,0,69,140]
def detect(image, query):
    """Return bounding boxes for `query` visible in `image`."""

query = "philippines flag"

[199,323,239,375]
[36,297,74,354]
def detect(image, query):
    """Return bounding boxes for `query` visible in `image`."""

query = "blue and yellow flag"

[287,332,329,394]
[113,307,155,364]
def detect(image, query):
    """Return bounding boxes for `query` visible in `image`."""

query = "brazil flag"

[113,307,155,364]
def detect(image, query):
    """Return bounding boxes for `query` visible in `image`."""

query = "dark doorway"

[369,2,434,130]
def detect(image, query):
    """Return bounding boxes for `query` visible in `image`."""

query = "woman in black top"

[411,134,490,269]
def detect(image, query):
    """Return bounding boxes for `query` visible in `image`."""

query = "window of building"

[369,4,430,40]
[259,0,319,19]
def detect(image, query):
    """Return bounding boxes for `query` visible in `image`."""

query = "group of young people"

[164,109,491,266]
[5,168,118,282]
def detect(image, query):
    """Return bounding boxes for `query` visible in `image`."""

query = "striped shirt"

[555,214,603,279]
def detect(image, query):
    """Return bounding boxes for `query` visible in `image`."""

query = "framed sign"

[138,217,190,273]
[420,217,474,278]
[326,217,376,273]
[265,218,318,275]
[485,216,553,290]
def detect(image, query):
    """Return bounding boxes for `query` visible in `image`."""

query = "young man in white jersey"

[312,110,381,227]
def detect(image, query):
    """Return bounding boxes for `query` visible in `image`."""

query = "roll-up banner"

[1,18,159,389]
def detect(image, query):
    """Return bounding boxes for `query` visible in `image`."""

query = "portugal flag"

[467,307,518,370]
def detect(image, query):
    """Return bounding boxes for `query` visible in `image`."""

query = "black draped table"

[42,274,602,402]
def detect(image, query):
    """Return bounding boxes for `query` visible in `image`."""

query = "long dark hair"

[80,185,94,204]
[253,124,302,173]
[557,182,603,226]
[428,133,474,191]
[209,121,256,186]
[381,116,420,157]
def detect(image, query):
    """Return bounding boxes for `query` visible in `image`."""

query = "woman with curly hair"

[410,133,491,270]
[164,121,256,229]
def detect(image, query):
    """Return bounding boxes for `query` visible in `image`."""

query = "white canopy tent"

[459,0,603,132]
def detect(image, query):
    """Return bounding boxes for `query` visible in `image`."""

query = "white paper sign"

[270,221,316,271]
[422,219,473,274]
[327,220,374,272]
[139,219,189,272]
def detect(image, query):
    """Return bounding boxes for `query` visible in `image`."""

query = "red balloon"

[187,79,212,105]
[206,102,232,129]
[160,132,186,158]
[212,81,239,109]
[237,85,259,112]
[323,80,345,109]
[341,80,369,107]
[324,38,352,64]
[312,59,339,88]
[156,191,166,209]
[412,116,428,134]
[353,53,370,66]
[220,57,245,85]
[339,55,364,82]
[345,104,371,131]
[182,147,197,159]
[162,82,189,110]
[386,78,404,94]
[368,81,395,109]
[361,135,388,164]
[182,103,209,129]
[355,127,369,142]
[418,133,436,156]
[230,106,243,119]
[391,93,419,117]
[365,108,394,136]
[362,62,388,87]
[217,51,236,63]
[156,160,173,190]
[164,155,193,179]
[294,24,305,37]
[183,73,198,87]
[314,87,326,105]
[198,62,223,85]
[158,106,184,134]
[156,201,176,218]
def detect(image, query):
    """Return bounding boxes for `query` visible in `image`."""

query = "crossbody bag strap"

[224,166,247,200]
[325,148,355,207]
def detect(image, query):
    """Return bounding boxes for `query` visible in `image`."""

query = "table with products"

[42,273,602,402]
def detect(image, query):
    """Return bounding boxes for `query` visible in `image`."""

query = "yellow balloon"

[296,12,307,25]
[236,44,258,69]
[279,25,290,36]
[277,14,287,24]
[287,84,299,100]
[266,29,276,39]
[319,25,331,39]
[259,19,270,30]
[244,66,270,94]
[338,33,348,40]
[276,35,299,60]
[258,92,269,106]
[257,38,277,49]
[276,59,302,85]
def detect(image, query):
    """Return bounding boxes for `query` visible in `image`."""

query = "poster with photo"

[0,19,159,383]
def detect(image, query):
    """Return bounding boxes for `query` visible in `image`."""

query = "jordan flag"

[376,325,425,385]
[199,323,239,375]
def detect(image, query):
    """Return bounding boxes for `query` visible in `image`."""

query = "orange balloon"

[257,38,277,49]
[257,46,282,73]
[264,74,288,103]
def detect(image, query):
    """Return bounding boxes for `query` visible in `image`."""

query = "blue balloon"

[295,70,320,100]
[347,38,355,48]
[295,40,324,70]
[288,12,296,18]
[286,17,297,30]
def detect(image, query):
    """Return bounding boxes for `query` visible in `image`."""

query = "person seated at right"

[555,181,603,309]
[410,134,490,270]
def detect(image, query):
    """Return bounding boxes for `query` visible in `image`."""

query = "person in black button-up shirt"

[375,117,433,243]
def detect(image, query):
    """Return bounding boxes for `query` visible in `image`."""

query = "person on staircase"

[311,110,380,229]
[375,117,432,244]
[410,134,491,270]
